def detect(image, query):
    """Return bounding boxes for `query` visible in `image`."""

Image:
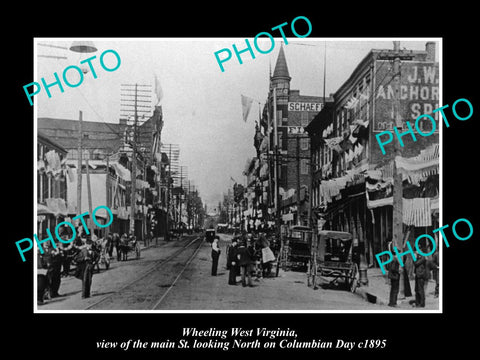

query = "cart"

[93,237,110,272]
[276,225,312,274]
[118,235,141,261]
[308,230,359,293]
[205,229,216,243]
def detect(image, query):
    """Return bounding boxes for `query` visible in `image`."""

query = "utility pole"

[76,111,83,219]
[167,144,172,241]
[120,83,152,238]
[85,149,93,231]
[378,41,414,298]
[296,135,301,225]
[130,84,138,236]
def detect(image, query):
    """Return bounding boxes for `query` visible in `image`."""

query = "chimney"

[425,42,436,62]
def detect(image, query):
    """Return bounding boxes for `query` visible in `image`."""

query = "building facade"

[262,45,327,230]
[38,106,166,240]
[306,42,439,267]
[37,132,68,240]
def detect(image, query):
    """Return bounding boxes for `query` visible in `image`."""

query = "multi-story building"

[258,45,328,231]
[306,42,439,267]
[37,106,165,240]
[37,132,68,240]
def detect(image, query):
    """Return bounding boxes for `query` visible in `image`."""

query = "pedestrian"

[211,236,221,276]
[258,233,275,277]
[74,235,98,299]
[227,238,239,285]
[431,248,439,298]
[236,238,255,287]
[60,236,74,277]
[45,242,63,298]
[106,233,114,258]
[413,247,428,308]
[387,242,400,307]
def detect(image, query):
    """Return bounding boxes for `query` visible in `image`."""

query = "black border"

[8,6,478,357]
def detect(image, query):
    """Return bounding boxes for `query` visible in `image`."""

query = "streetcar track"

[84,236,203,310]
[151,237,204,310]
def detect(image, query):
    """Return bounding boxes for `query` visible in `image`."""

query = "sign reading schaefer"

[16,205,113,262]
[288,102,322,112]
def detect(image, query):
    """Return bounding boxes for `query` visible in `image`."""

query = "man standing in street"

[237,238,255,287]
[413,247,428,308]
[45,242,63,298]
[227,238,239,285]
[211,236,221,276]
[387,242,401,307]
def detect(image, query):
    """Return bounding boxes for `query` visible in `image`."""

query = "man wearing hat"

[236,237,255,287]
[227,238,239,285]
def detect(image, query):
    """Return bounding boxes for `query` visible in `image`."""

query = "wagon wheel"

[135,242,141,259]
[350,263,359,293]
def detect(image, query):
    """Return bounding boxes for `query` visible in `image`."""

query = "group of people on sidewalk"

[38,224,140,304]
[387,241,439,308]
[210,232,277,287]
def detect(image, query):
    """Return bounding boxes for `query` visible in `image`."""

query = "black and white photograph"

[7,7,479,357]
[32,38,441,312]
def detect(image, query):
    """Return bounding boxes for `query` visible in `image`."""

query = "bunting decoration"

[323,136,343,153]
[395,143,439,185]
[154,73,163,105]
[344,96,359,109]
[241,94,254,122]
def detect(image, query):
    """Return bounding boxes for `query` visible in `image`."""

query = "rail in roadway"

[84,235,204,310]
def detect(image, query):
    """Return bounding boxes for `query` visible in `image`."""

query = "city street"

[39,234,392,311]
[35,39,441,314]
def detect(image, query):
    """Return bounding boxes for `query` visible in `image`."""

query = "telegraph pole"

[392,41,404,252]
[381,41,414,298]
[130,84,138,236]
[76,111,83,218]
[120,83,152,238]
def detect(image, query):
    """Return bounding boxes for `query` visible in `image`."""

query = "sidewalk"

[354,267,440,310]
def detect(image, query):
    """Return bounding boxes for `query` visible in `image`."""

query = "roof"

[38,131,68,154]
[272,45,291,80]
[38,117,126,153]
[304,101,335,135]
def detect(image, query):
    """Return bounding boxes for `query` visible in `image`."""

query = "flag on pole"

[154,73,163,105]
[241,94,254,122]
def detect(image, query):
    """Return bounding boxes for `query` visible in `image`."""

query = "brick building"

[306,42,439,267]
[37,106,166,240]
[37,132,68,240]
[259,45,328,229]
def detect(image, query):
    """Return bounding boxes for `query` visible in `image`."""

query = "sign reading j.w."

[374,62,439,132]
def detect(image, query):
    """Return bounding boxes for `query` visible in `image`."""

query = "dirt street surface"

[157,234,389,311]
[37,233,400,311]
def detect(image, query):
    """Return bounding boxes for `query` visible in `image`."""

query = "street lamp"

[69,40,97,53]
[69,40,98,228]
[69,40,98,74]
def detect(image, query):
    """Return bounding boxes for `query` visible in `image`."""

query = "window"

[277,110,282,126]
[300,137,309,151]
[301,112,309,126]
[300,159,309,175]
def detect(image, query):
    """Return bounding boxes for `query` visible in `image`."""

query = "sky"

[35,38,440,209]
